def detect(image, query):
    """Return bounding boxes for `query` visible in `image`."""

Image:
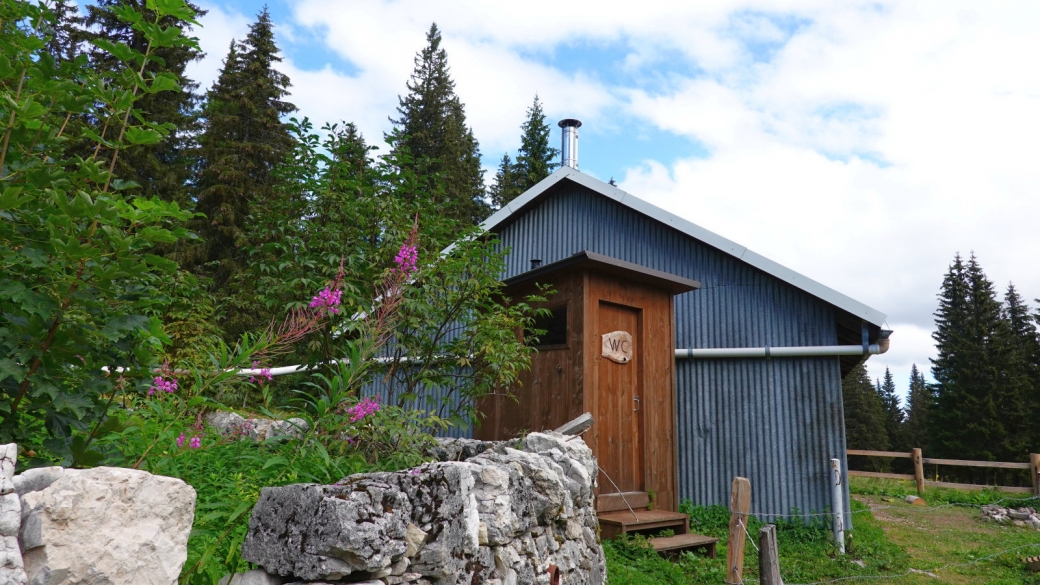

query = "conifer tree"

[996,284,1037,456]
[843,364,889,470]
[513,96,557,193]
[83,0,206,206]
[490,95,559,209]
[392,23,487,226]
[877,368,905,451]
[929,253,1006,460]
[903,364,931,451]
[43,0,84,62]
[188,8,296,294]
[488,154,519,209]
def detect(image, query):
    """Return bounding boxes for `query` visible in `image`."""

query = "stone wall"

[0,445,197,585]
[238,432,606,585]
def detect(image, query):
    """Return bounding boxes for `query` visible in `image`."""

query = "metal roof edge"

[476,168,888,327]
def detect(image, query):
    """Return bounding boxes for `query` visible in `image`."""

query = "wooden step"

[652,533,718,559]
[597,509,689,540]
[597,491,650,512]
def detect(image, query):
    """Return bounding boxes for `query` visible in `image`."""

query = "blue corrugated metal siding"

[360,371,473,439]
[495,184,852,523]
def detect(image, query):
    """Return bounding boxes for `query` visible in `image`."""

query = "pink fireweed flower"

[309,286,342,315]
[347,397,380,422]
[249,361,273,383]
[176,433,185,448]
[394,243,418,275]
[189,436,201,449]
[148,375,177,396]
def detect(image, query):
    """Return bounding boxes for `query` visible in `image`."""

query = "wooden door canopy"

[502,251,700,295]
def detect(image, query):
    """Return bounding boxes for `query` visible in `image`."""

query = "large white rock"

[0,443,26,585]
[19,466,196,585]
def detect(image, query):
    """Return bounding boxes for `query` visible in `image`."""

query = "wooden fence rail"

[846,448,1040,496]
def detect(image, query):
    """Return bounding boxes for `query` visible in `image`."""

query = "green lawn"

[605,477,1040,584]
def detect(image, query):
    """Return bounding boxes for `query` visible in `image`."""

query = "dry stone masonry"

[0,451,198,585]
[981,504,1040,529]
[237,432,606,585]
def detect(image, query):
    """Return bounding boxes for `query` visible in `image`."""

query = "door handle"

[634,396,640,412]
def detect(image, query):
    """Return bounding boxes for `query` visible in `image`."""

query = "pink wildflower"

[309,286,342,315]
[347,397,380,423]
[149,375,177,396]
[250,361,273,383]
[189,436,201,449]
[394,243,418,275]
[409,468,421,476]
[176,433,185,448]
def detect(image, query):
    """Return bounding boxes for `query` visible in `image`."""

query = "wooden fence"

[846,448,1040,496]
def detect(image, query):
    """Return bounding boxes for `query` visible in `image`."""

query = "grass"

[604,477,1040,584]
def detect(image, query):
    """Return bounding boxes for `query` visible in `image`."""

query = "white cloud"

[184,4,251,94]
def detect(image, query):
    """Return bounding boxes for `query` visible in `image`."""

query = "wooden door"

[595,301,644,496]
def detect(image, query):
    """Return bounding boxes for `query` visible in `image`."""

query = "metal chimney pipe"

[558,119,582,169]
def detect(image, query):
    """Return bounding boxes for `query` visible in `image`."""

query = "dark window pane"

[530,306,567,347]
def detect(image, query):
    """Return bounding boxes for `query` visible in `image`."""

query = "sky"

[173,0,1040,400]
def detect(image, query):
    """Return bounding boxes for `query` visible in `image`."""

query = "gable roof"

[481,167,887,327]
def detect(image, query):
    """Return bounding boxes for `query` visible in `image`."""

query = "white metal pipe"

[674,344,885,359]
[830,458,846,554]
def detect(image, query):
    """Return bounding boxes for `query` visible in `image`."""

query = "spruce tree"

[843,364,889,470]
[996,284,1037,457]
[392,23,487,226]
[488,154,519,209]
[877,368,905,451]
[188,8,296,294]
[903,364,932,451]
[929,253,1006,461]
[83,0,206,206]
[513,96,558,192]
[43,0,84,63]
[490,95,559,209]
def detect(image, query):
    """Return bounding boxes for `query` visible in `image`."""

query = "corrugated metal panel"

[494,184,852,523]
[360,372,473,439]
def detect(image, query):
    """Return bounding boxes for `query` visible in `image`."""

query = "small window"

[528,306,567,347]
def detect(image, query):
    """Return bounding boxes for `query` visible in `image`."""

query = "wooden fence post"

[1031,453,1040,496]
[726,477,751,585]
[912,448,924,495]
[829,458,845,555]
[759,524,782,585]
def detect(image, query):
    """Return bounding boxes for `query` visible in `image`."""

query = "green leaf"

[0,187,30,210]
[89,38,141,64]
[124,127,163,146]
[0,359,25,384]
[101,315,151,342]
[145,72,180,94]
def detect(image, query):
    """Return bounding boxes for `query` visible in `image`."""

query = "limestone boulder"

[206,412,309,441]
[0,443,26,585]
[19,466,196,585]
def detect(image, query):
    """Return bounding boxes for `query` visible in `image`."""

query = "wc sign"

[601,331,633,364]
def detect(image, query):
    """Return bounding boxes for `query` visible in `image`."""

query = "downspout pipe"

[675,330,891,359]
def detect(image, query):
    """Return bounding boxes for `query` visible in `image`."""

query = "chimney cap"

[558,118,582,128]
